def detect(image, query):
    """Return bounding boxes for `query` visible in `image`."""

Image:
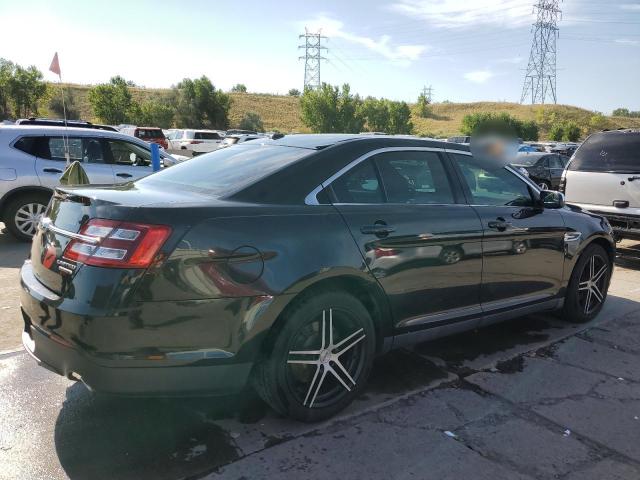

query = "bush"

[359,97,389,132]
[130,100,174,128]
[549,123,564,141]
[231,83,247,93]
[88,76,136,125]
[562,121,581,142]
[238,111,264,132]
[388,101,413,135]
[48,90,79,119]
[461,112,538,141]
[172,76,231,129]
[288,88,300,96]
[416,92,431,118]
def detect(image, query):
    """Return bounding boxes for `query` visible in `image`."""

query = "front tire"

[4,193,50,242]
[253,290,376,422]
[563,244,611,323]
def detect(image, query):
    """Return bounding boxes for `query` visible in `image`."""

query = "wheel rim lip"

[284,308,366,409]
[577,253,608,314]
[14,202,46,236]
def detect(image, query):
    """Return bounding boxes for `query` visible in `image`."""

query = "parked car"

[20,135,614,422]
[15,118,117,132]
[562,129,640,241]
[511,152,569,190]
[218,134,263,148]
[119,126,168,150]
[226,129,257,136]
[0,125,180,240]
[447,135,471,144]
[166,129,225,153]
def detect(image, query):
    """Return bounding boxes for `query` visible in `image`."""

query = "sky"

[0,0,639,113]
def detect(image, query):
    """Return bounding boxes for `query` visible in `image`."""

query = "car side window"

[37,137,84,162]
[331,158,383,204]
[374,151,454,204]
[104,140,152,167]
[13,136,38,156]
[452,154,533,207]
[548,155,563,169]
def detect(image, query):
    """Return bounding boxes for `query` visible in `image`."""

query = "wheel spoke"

[328,309,334,347]
[578,281,589,291]
[589,256,595,279]
[334,328,365,357]
[327,364,352,392]
[592,264,607,283]
[307,366,328,408]
[584,288,592,314]
[591,285,603,303]
[332,357,356,386]
[302,364,321,406]
[287,359,320,365]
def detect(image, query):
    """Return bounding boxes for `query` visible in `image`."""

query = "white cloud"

[616,38,640,46]
[389,0,532,29]
[464,69,494,83]
[620,4,640,11]
[301,15,428,64]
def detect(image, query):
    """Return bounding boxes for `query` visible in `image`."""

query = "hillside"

[46,83,640,139]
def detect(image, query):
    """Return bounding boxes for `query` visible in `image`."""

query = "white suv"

[0,125,180,240]
[166,129,225,154]
[563,129,640,241]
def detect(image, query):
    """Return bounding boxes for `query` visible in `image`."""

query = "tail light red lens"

[63,219,172,268]
[189,140,203,144]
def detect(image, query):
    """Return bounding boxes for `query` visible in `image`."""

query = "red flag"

[49,52,61,76]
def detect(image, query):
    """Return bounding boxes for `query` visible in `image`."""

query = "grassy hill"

[46,83,640,140]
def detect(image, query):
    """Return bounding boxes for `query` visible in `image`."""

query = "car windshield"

[569,131,640,173]
[194,131,220,140]
[136,144,311,195]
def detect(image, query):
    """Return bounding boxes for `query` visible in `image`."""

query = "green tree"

[562,121,581,142]
[461,112,538,141]
[130,100,174,128]
[520,120,539,141]
[7,64,47,118]
[300,83,365,133]
[388,101,413,134]
[48,90,80,119]
[238,111,264,132]
[416,92,431,118]
[613,108,630,117]
[231,83,247,93]
[172,76,231,129]
[549,123,564,141]
[88,76,136,125]
[288,88,300,96]
[360,97,390,132]
[0,58,15,120]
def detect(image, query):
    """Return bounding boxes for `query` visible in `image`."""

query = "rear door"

[565,131,640,208]
[449,152,566,318]
[547,154,565,189]
[35,136,115,187]
[103,138,154,182]
[330,148,484,331]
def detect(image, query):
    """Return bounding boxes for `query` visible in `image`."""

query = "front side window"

[331,159,383,204]
[452,154,533,207]
[105,140,151,166]
[374,151,454,204]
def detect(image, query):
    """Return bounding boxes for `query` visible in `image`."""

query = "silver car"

[0,125,179,240]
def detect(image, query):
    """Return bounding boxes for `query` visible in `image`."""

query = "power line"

[298,29,328,90]
[421,85,434,103]
[521,0,562,105]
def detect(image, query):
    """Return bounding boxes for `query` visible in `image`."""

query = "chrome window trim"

[39,217,100,245]
[304,146,449,206]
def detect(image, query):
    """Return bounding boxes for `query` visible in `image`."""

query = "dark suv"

[20,135,614,422]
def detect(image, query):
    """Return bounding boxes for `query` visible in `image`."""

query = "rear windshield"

[137,129,164,139]
[136,144,311,195]
[194,131,221,140]
[513,155,542,166]
[569,132,640,173]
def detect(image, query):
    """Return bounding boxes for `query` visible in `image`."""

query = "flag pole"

[50,52,70,165]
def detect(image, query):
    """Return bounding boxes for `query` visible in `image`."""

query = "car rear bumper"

[19,261,254,396]
[574,204,640,240]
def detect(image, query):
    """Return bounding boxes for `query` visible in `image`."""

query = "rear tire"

[4,192,50,242]
[253,290,376,422]
[562,244,611,323]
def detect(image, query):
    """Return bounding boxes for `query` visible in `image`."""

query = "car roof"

[515,152,548,158]
[266,134,454,150]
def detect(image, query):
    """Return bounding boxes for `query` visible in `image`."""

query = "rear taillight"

[63,219,172,268]
[189,140,203,144]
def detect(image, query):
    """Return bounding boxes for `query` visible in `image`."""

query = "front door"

[102,139,154,182]
[450,152,566,316]
[330,149,484,331]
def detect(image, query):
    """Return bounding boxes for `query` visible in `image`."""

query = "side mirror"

[539,190,565,209]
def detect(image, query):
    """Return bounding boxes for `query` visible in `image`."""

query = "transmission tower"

[422,85,434,103]
[298,29,328,90]
[520,0,562,104]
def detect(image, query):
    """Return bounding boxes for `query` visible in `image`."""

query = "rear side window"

[569,132,640,173]
[194,131,221,140]
[136,129,164,139]
[374,151,454,204]
[332,159,383,204]
[13,137,38,156]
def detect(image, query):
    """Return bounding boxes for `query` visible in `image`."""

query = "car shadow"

[0,224,30,268]
[615,241,640,271]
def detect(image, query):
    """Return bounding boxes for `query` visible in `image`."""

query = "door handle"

[628,176,640,182]
[360,224,395,236]
[116,173,133,178]
[488,218,511,232]
[43,168,63,174]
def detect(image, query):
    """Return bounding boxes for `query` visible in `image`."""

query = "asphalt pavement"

[1,225,640,479]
